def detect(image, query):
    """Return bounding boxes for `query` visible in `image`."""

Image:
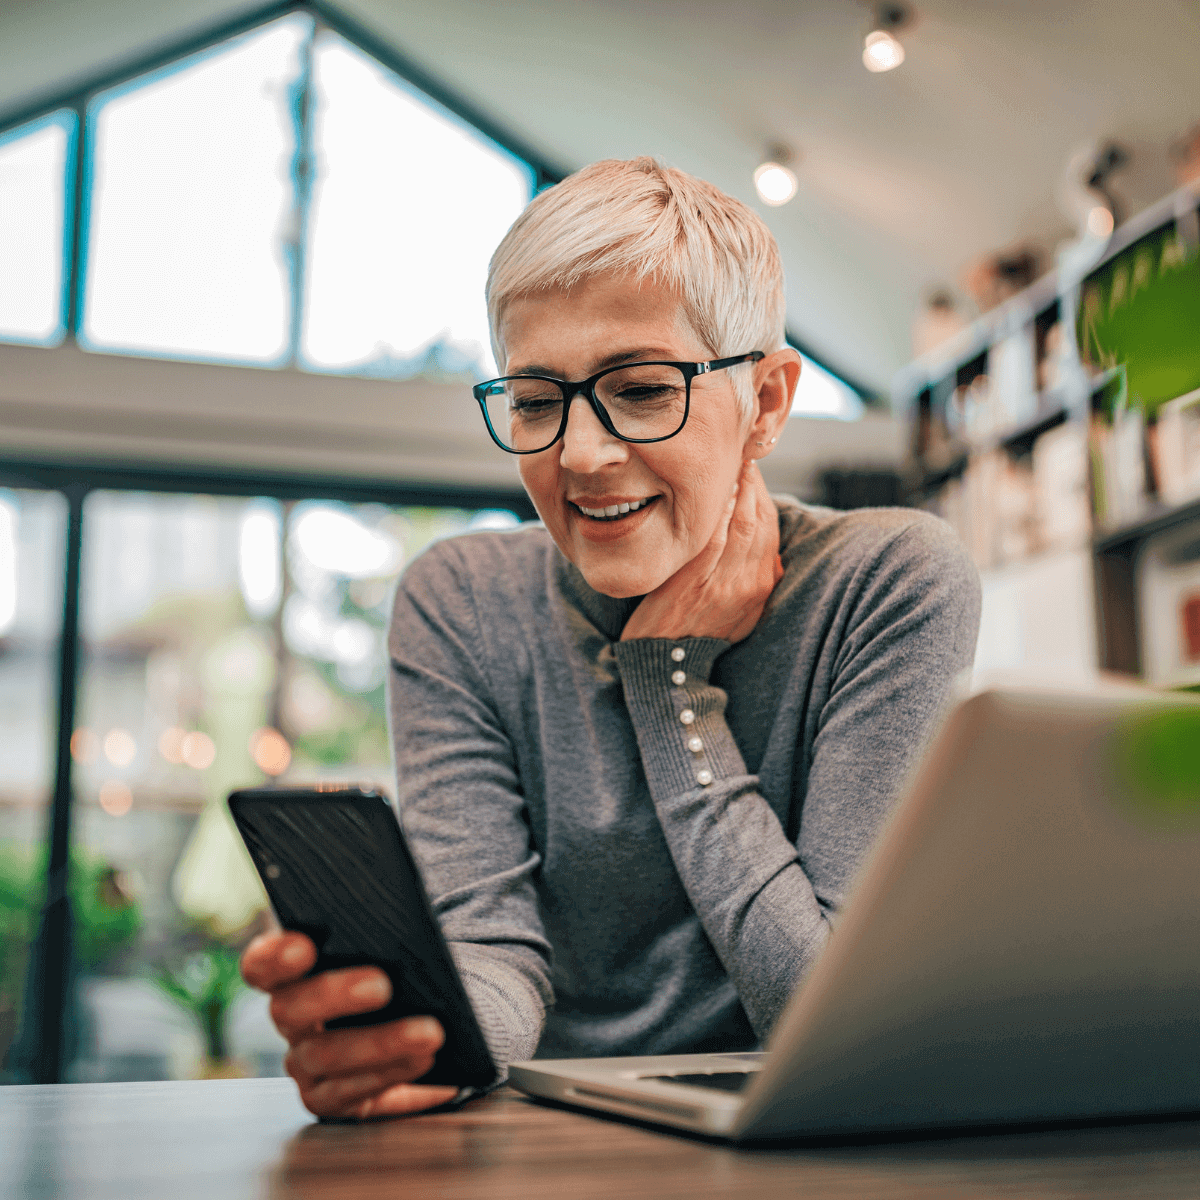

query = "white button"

[687,736,704,753]
[671,647,686,662]
[680,709,695,725]
[696,769,714,786]
[671,670,686,686]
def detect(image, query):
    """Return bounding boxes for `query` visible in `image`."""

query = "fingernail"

[402,1016,441,1040]
[281,942,308,967]
[350,975,391,1004]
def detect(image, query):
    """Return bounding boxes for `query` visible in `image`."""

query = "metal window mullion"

[285,19,317,368]
[27,484,86,1083]
[63,96,89,343]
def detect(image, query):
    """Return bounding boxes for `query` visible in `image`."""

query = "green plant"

[0,843,142,1069]
[1078,230,1200,416]
[150,946,246,1061]
[0,844,142,993]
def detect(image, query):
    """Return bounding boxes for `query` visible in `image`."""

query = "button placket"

[667,648,710,787]
[668,645,713,787]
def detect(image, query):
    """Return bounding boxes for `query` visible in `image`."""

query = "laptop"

[508,686,1200,1141]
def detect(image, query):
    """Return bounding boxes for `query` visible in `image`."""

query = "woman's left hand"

[620,458,783,645]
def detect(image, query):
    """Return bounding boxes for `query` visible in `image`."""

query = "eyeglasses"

[473,352,764,455]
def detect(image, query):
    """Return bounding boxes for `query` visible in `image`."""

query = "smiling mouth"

[571,496,658,522]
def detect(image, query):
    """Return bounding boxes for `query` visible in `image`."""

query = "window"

[0,112,74,346]
[82,17,309,364]
[0,490,66,1075]
[0,479,522,1085]
[791,353,865,422]
[301,34,532,380]
[0,2,863,407]
[14,9,535,380]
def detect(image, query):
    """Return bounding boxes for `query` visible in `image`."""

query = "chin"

[576,556,671,599]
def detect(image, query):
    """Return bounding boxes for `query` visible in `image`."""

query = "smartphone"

[227,784,497,1090]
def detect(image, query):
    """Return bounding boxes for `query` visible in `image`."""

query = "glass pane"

[81,16,309,364]
[791,354,865,422]
[69,491,518,1082]
[0,113,73,346]
[302,33,532,380]
[0,489,66,1078]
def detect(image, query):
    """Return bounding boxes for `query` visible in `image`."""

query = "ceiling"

[2,0,1197,392]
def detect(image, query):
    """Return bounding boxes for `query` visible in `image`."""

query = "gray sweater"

[387,499,981,1076]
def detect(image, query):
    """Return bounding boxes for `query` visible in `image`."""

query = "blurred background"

[0,0,1197,1085]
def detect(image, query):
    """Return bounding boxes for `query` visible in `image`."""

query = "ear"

[742,348,802,460]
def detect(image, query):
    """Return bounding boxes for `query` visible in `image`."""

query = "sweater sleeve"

[613,517,981,1041]
[387,544,554,1079]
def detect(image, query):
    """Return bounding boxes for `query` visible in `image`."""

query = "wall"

[0,340,904,496]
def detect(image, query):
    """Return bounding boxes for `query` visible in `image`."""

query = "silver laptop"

[508,686,1200,1141]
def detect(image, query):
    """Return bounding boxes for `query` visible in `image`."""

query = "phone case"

[228,786,497,1089]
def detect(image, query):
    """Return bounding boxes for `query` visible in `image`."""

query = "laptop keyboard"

[641,1071,753,1093]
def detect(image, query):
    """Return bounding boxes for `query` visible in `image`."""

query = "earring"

[755,441,766,447]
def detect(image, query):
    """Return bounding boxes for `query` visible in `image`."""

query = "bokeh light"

[239,502,282,618]
[103,728,137,768]
[292,506,402,578]
[1087,205,1115,238]
[863,29,905,72]
[180,731,216,770]
[753,162,798,207]
[158,726,186,764]
[98,780,133,816]
[70,728,99,763]
[250,726,291,776]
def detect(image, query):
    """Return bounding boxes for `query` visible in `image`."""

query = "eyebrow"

[507,347,684,378]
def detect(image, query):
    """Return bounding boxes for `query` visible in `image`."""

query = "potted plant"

[151,944,248,1078]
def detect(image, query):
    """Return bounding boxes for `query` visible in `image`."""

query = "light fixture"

[863,3,910,73]
[754,143,799,207]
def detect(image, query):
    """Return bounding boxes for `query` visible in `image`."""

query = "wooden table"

[3,1078,1200,1199]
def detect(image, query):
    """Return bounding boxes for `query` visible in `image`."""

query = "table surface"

[3,1077,1200,1200]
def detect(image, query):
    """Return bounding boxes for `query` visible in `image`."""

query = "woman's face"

[499,274,756,598]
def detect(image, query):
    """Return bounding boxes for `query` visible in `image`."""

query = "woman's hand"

[241,932,459,1120]
[620,458,783,645]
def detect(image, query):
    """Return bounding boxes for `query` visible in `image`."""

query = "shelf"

[911,403,1072,499]
[910,452,969,497]
[991,403,1070,457]
[1093,495,1200,555]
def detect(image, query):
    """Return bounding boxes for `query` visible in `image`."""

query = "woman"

[242,158,981,1119]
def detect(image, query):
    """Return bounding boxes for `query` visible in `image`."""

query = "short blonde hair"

[486,157,787,415]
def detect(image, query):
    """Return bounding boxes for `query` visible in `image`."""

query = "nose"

[557,394,629,474]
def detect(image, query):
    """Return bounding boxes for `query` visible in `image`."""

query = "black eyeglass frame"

[472,351,765,455]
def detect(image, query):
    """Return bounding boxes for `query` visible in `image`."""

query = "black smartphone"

[227,784,497,1090]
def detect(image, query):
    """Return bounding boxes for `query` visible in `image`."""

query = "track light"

[754,144,799,207]
[863,3,911,73]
